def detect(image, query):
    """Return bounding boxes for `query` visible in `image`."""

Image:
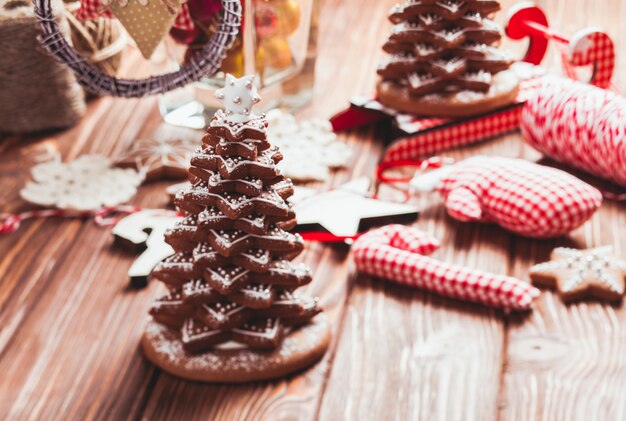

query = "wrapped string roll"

[521,76,626,187]
[64,1,126,77]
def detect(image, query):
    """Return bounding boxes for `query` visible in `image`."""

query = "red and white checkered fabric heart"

[76,0,194,31]
[522,76,626,188]
[411,156,602,238]
[352,224,540,310]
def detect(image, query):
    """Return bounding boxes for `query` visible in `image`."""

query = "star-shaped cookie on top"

[529,246,626,303]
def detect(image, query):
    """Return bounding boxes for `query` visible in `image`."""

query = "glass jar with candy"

[160,0,319,127]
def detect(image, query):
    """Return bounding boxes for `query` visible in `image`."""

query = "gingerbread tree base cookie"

[142,75,330,382]
[143,315,330,382]
[376,0,519,118]
[376,68,519,117]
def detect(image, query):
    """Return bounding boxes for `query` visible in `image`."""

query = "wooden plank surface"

[1,0,625,420]
[499,2,626,420]
[318,138,517,421]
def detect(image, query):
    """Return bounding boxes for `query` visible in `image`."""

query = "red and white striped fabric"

[385,106,522,162]
[413,156,603,238]
[76,0,194,31]
[522,76,626,188]
[352,224,540,311]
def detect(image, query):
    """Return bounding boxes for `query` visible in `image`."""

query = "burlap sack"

[0,0,86,133]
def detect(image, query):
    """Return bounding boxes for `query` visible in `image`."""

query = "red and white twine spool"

[521,76,626,188]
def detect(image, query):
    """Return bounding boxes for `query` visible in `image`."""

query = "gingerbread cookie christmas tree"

[142,75,330,383]
[377,0,519,117]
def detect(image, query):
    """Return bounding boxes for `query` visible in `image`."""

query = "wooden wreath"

[33,0,242,97]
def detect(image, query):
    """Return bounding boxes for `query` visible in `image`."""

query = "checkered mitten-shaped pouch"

[411,156,602,238]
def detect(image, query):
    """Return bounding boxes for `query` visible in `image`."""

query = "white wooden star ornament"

[214,74,261,123]
[112,210,180,287]
[292,178,418,237]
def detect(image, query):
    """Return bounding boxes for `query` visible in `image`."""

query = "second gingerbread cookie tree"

[143,75,330,383]
[377,0,519,117]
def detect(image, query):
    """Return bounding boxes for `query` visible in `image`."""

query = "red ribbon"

[299,232,360,243]
[376,156,455,184]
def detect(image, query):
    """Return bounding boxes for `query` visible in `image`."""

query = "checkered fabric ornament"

[352,224,540,311]
[521,76,626,187]
[566,29,615,89]
[410,156,602,238]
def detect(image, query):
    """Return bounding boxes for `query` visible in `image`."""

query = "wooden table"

[2,0,626,419]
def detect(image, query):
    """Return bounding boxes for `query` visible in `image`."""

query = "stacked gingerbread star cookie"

[142,75,330,383]
[377,0,518,117]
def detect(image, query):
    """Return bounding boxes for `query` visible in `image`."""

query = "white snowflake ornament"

[214,74,261,123]
[20,154,143,211]
[265,109,352,181]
